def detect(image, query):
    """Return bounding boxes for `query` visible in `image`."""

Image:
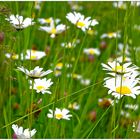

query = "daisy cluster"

[3,1,140,138]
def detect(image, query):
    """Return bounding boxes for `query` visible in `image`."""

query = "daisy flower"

[80,78,91,86]
[100,32,121,39]
[125,104,139,111]
[5,53,20,60]
[12,124,36,139]
[104,75,140,99]
[61,39,80,49]
[6,14,34,30]
[68,1,83,11]
[133,121,140,133]
[67,73,82,80]
[66,11,98,32]
[83,48,100,56]
[39,21,66,38]
[34,1,42,10]
[30,78,53,94]
[113,1,127,9]
[24,49,46,60]
[101,61,138,76]
[17,66,52,79]
[47,108,72,120]
[68,102,80,110]
[38,17,60,25]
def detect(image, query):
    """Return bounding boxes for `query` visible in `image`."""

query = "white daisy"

[39,21,66,38]
[83,48,100,56]
[133,121,140,133]
[30,78,53,94]
[47,108,72,120]
[124,104,139,111]
[101,61,138,76]
[80,78,91,86]
[24,49,46,60]
[113,1,127,9]
[66,11,98,32]
[12,124,36,139]
[6,14,34,29]
[5,53,20,60]
[104,75,140,99]
[61,39,80,49]
[17,66,52,79]
[38,17,60,25]
[101,32,121,39]
[68,102,80,110]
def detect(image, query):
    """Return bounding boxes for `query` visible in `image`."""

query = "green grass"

[0,1,140,138]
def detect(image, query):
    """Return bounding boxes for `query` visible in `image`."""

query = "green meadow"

[0,1,140,138]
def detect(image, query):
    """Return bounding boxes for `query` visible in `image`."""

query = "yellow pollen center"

[77,21,85,27]
[108,32,114,37]
[36,86,45,91]
[55,114,63,119]
[112,66,125,72]
[116,86,131,94]
[12,54,18,59]
[51,28,57,34]
[45,18,52,23]
[87,29,94,35]
[30,55,37,60]
[89,49,95,55]
[56,63,63,69]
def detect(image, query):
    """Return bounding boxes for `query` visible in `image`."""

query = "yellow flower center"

[77,21,85,27]
[36,86,45,91]
[108,32,114,38]
[55,114,63,119]
[112,66,125,73]
[56,63,63,69]
[87,29,94,35]
[12,54,18,59]
[116,86,131,94]
[51,28,57,34]
[30,55,37,60]
[89,49,95,55]
[45,18,52,23]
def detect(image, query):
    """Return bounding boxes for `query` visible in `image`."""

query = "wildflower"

[88,110,96,122]
[121,110,130,118]
[104,75,140,99]
[68,102,80,110]
[25,49,46,60]
[67,73,82,80]
[47,108,72,120]
[61,39,80,49]
[12,124,36,139]
[54,70,62,77]
[54,62,72,70]
[101,32,121,39]
[80,78,91,86]
[17,66,52,79]
[124,104,139,111]
[6,14,34,29]
[34,1,42,10]
[113,1,127,9]
[101,61,138,76]
[5,53,20,60]
[98,98,113,108]
[66,11,98,32]
[0,32,4,43]
[38,17,60,25]
[39,21,66,38]
[68,1,83,11]
[83,48,100,56]
[133,121,140,133]
[30,78,53,94]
